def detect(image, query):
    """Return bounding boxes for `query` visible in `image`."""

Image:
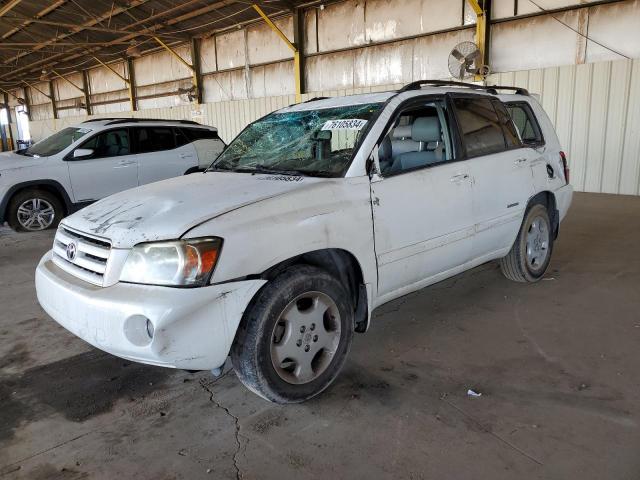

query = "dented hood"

[62,172,324,248]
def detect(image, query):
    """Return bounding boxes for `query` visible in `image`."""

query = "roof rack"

[303,96,329,103]
[81,117,123,123]
[398,79,529,96]
[104,118,201,126]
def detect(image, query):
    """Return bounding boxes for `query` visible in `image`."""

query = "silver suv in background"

[0,118,225,231]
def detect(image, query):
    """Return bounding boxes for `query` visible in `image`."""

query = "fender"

[0,179,73,223]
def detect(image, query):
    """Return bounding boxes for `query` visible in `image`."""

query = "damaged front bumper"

[36,250,266,370]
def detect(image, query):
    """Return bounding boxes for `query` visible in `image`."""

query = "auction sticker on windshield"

[321,119,368,130]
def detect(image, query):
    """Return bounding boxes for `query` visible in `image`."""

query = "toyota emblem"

[66,242,77,261]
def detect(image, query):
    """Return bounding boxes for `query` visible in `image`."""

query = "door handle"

[179,153,194,159]
[116,159,134,167]
[450,173,470,183]
[514,158,528,165]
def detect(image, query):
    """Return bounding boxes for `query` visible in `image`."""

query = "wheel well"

[261,249,368,331]
[529,190,559,238]
[5,183,69,218]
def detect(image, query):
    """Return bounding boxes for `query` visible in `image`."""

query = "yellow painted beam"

[51,70,85,93]
[0,86,21,102]
[93,56,129,84]
[468,0,488,81]
[252,4,296,52]
[153,36,194,72]
[22,80,51,100]
[252,3,301,102]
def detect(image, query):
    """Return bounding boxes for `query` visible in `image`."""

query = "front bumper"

[36,251,266,370]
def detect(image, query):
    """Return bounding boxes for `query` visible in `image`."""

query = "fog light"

[146,319,154,339]
[123,314,154,346]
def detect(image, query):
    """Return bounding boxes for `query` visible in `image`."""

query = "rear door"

[183,127,226,169]
[451,95,536,259]
[133,126,198,185]
[67,128,138,202]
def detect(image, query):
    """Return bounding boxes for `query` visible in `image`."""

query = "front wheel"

[7,189,63,232]
[231,265,354,403]
[500,202,553,282]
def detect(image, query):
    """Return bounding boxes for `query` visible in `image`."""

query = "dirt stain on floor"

[0,349,174,442]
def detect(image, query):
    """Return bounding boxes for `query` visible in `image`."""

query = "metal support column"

[81,70,92,115]
[467,0,491,81]
[49,80,58,119]
[293,6,305,97]
[3,92,14,150]
[126,58,137,111]
[190,37,203,104]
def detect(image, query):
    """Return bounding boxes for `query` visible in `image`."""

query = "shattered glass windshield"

[211,102,382,177]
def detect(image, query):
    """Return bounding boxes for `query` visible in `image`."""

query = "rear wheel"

[231,265,354,403]
[500,202,553,282]
[7,189,63,232]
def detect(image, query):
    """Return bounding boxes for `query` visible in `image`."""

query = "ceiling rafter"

[0,0,240,81]
[1,0,152,67]
[2,1,66,40]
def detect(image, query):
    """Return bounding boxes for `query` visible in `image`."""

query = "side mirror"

[73,148,94,159]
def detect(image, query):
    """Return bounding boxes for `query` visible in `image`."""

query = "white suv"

[35,81,573,403]
[0,118,225,231]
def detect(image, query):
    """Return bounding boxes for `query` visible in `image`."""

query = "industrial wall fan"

[448,41,489,80]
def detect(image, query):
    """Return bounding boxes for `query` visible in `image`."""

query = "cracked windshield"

[211,102,382,177]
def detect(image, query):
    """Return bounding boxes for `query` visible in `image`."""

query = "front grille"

[52,226,112,286]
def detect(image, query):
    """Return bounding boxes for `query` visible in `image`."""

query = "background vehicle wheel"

[7,189,63,232]
[500,202,553,282]
[231,265,354,404]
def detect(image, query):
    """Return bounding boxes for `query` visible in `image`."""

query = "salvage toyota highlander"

[36,80,573,403]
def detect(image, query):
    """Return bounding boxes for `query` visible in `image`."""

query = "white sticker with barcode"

[321,119,368,131]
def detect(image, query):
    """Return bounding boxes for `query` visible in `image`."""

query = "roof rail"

[398,79,529,96]
[103,118,202,126]
[81,117,123,123]
[303,96,330,103]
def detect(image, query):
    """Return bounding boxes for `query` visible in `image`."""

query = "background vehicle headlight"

[120,238,222,287]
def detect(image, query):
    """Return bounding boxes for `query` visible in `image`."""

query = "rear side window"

[182,128,220,142]
[452,97,506,158]
[505,102,544,146]
[134,127,176,154]
[492,100,521,149]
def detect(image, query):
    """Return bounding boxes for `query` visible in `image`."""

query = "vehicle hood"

[63,172,327,248]
[0,151,46,171]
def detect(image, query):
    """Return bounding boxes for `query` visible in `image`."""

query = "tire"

[231,265,354,404]
[7,189,64,232]
[500,202,553,283]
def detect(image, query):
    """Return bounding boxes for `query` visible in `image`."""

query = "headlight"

[120,238,222,287]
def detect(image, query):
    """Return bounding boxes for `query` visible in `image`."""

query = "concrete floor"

[1,192,639,480]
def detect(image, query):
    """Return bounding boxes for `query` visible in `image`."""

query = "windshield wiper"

[240,165,339,178]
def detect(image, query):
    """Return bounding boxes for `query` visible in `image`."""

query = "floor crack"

[199,371,245,480]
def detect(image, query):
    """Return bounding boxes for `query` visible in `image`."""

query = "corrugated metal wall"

[490,59,640,196]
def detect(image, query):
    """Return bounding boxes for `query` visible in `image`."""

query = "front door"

[67,128,138,202]
[370,97,475,302]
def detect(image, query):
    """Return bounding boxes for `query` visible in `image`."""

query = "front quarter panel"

[185,176,377,290]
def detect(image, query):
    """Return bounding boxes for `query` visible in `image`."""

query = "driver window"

[377,99,453,176]
[78,129,130,159]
